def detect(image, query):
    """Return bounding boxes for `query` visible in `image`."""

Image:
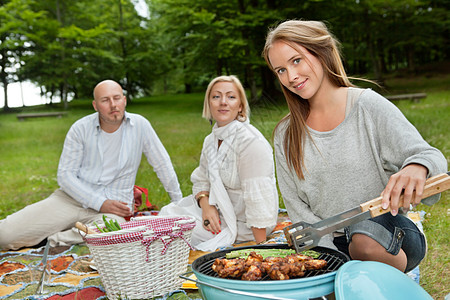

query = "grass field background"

[0,74,448,298]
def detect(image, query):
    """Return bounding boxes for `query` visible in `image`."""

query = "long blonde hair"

[262,20,354,179]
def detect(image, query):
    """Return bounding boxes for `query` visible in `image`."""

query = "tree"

[2,0,449,109]
[0,0,46,111]
[20,0,148,103]
[147,0,284,99]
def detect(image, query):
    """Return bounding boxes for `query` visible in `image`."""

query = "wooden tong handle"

[360,172,450,217]
[75,222,96,234]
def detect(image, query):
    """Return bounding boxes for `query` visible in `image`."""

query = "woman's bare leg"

[349,233,407,272]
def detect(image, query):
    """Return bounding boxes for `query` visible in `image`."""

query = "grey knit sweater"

[274,88,447,246]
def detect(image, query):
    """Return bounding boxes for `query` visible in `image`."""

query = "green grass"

[0,74,448,298]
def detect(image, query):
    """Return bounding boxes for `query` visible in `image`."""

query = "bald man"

[0,80,182,250]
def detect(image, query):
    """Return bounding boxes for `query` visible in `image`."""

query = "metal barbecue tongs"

[284,172,450,253]
[35,239,51,295]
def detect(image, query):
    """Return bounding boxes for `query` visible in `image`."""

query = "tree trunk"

[407,46,415,72]
[20,81,25,107]
[216,58,223,76]
[260,67,283,103]
[56,0,68,109]
[245,65,258,102]
[0,36,10,112]
[237,0,257,101]
[118,0,132,100]
[366,31,382,83]
[185,83,192,94]
[1,81,8,112]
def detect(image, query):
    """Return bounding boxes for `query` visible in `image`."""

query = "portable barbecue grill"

[182,173,450,299]
[183,244,350,300]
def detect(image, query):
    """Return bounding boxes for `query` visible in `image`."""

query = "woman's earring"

[209,119,213,125]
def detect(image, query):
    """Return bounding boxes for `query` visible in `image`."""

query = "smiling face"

[208,81,242,127]
[268,40,325,101]
[92,80,127,132]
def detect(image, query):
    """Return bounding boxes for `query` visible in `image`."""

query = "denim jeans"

[333,213,426,273]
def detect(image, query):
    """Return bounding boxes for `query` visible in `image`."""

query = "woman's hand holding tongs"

[381,164,428,216]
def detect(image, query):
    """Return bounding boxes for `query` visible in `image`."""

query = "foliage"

[0,0,48,111]
[0,0,449,109]
[20,0,146,102]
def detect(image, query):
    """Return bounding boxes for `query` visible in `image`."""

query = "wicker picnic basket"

[82,215,196,299]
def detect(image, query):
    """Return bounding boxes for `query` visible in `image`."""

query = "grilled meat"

[286,253,312,263]
[304,259,327,270]
[267,262,291,280]
[289,262,306,277]
[244,252,264,268]
[242,264,264,281]
[211,251,327,280]
[212,258,246,278]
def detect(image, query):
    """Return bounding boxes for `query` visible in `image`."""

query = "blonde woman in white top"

[159,75,279,251]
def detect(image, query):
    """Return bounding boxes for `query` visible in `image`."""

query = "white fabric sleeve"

[238,134,278,229]
[57,124,106,211]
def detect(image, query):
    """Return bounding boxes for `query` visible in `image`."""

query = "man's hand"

[100,200,132,217]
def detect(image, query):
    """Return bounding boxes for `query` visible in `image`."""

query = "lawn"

[0,74,448,298]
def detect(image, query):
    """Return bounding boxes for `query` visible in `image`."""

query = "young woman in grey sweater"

[262,20,447,273]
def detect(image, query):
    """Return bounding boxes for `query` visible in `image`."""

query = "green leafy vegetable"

[300,250,321,259]
[225,248,321,259]
[225,249,296,259]
[94,215,122,233]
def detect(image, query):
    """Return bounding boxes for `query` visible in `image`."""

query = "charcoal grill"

[183,244,350,300]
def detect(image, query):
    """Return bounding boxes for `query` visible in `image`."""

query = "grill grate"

[193,245,349,281]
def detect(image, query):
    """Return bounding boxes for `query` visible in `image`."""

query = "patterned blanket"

[0,243,210,300]
[0,212,291,300]
[0,244,105,299]
[0,211,422,299]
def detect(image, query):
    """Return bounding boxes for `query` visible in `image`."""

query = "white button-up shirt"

[57,111,182,211]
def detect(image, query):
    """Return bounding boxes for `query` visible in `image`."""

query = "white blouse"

[191,121,279,240]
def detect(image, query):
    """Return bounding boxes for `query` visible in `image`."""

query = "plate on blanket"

[89,259,97,271]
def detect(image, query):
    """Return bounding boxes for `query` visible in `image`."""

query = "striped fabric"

[57,112,182,211]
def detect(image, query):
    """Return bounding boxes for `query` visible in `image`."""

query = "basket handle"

[75,222,96,234]
[175,216,196,225]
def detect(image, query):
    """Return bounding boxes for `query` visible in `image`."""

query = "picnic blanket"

[0,242,206,300]
[0,210,422,299]
[0,210,290,300]
[0,244,104,299]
